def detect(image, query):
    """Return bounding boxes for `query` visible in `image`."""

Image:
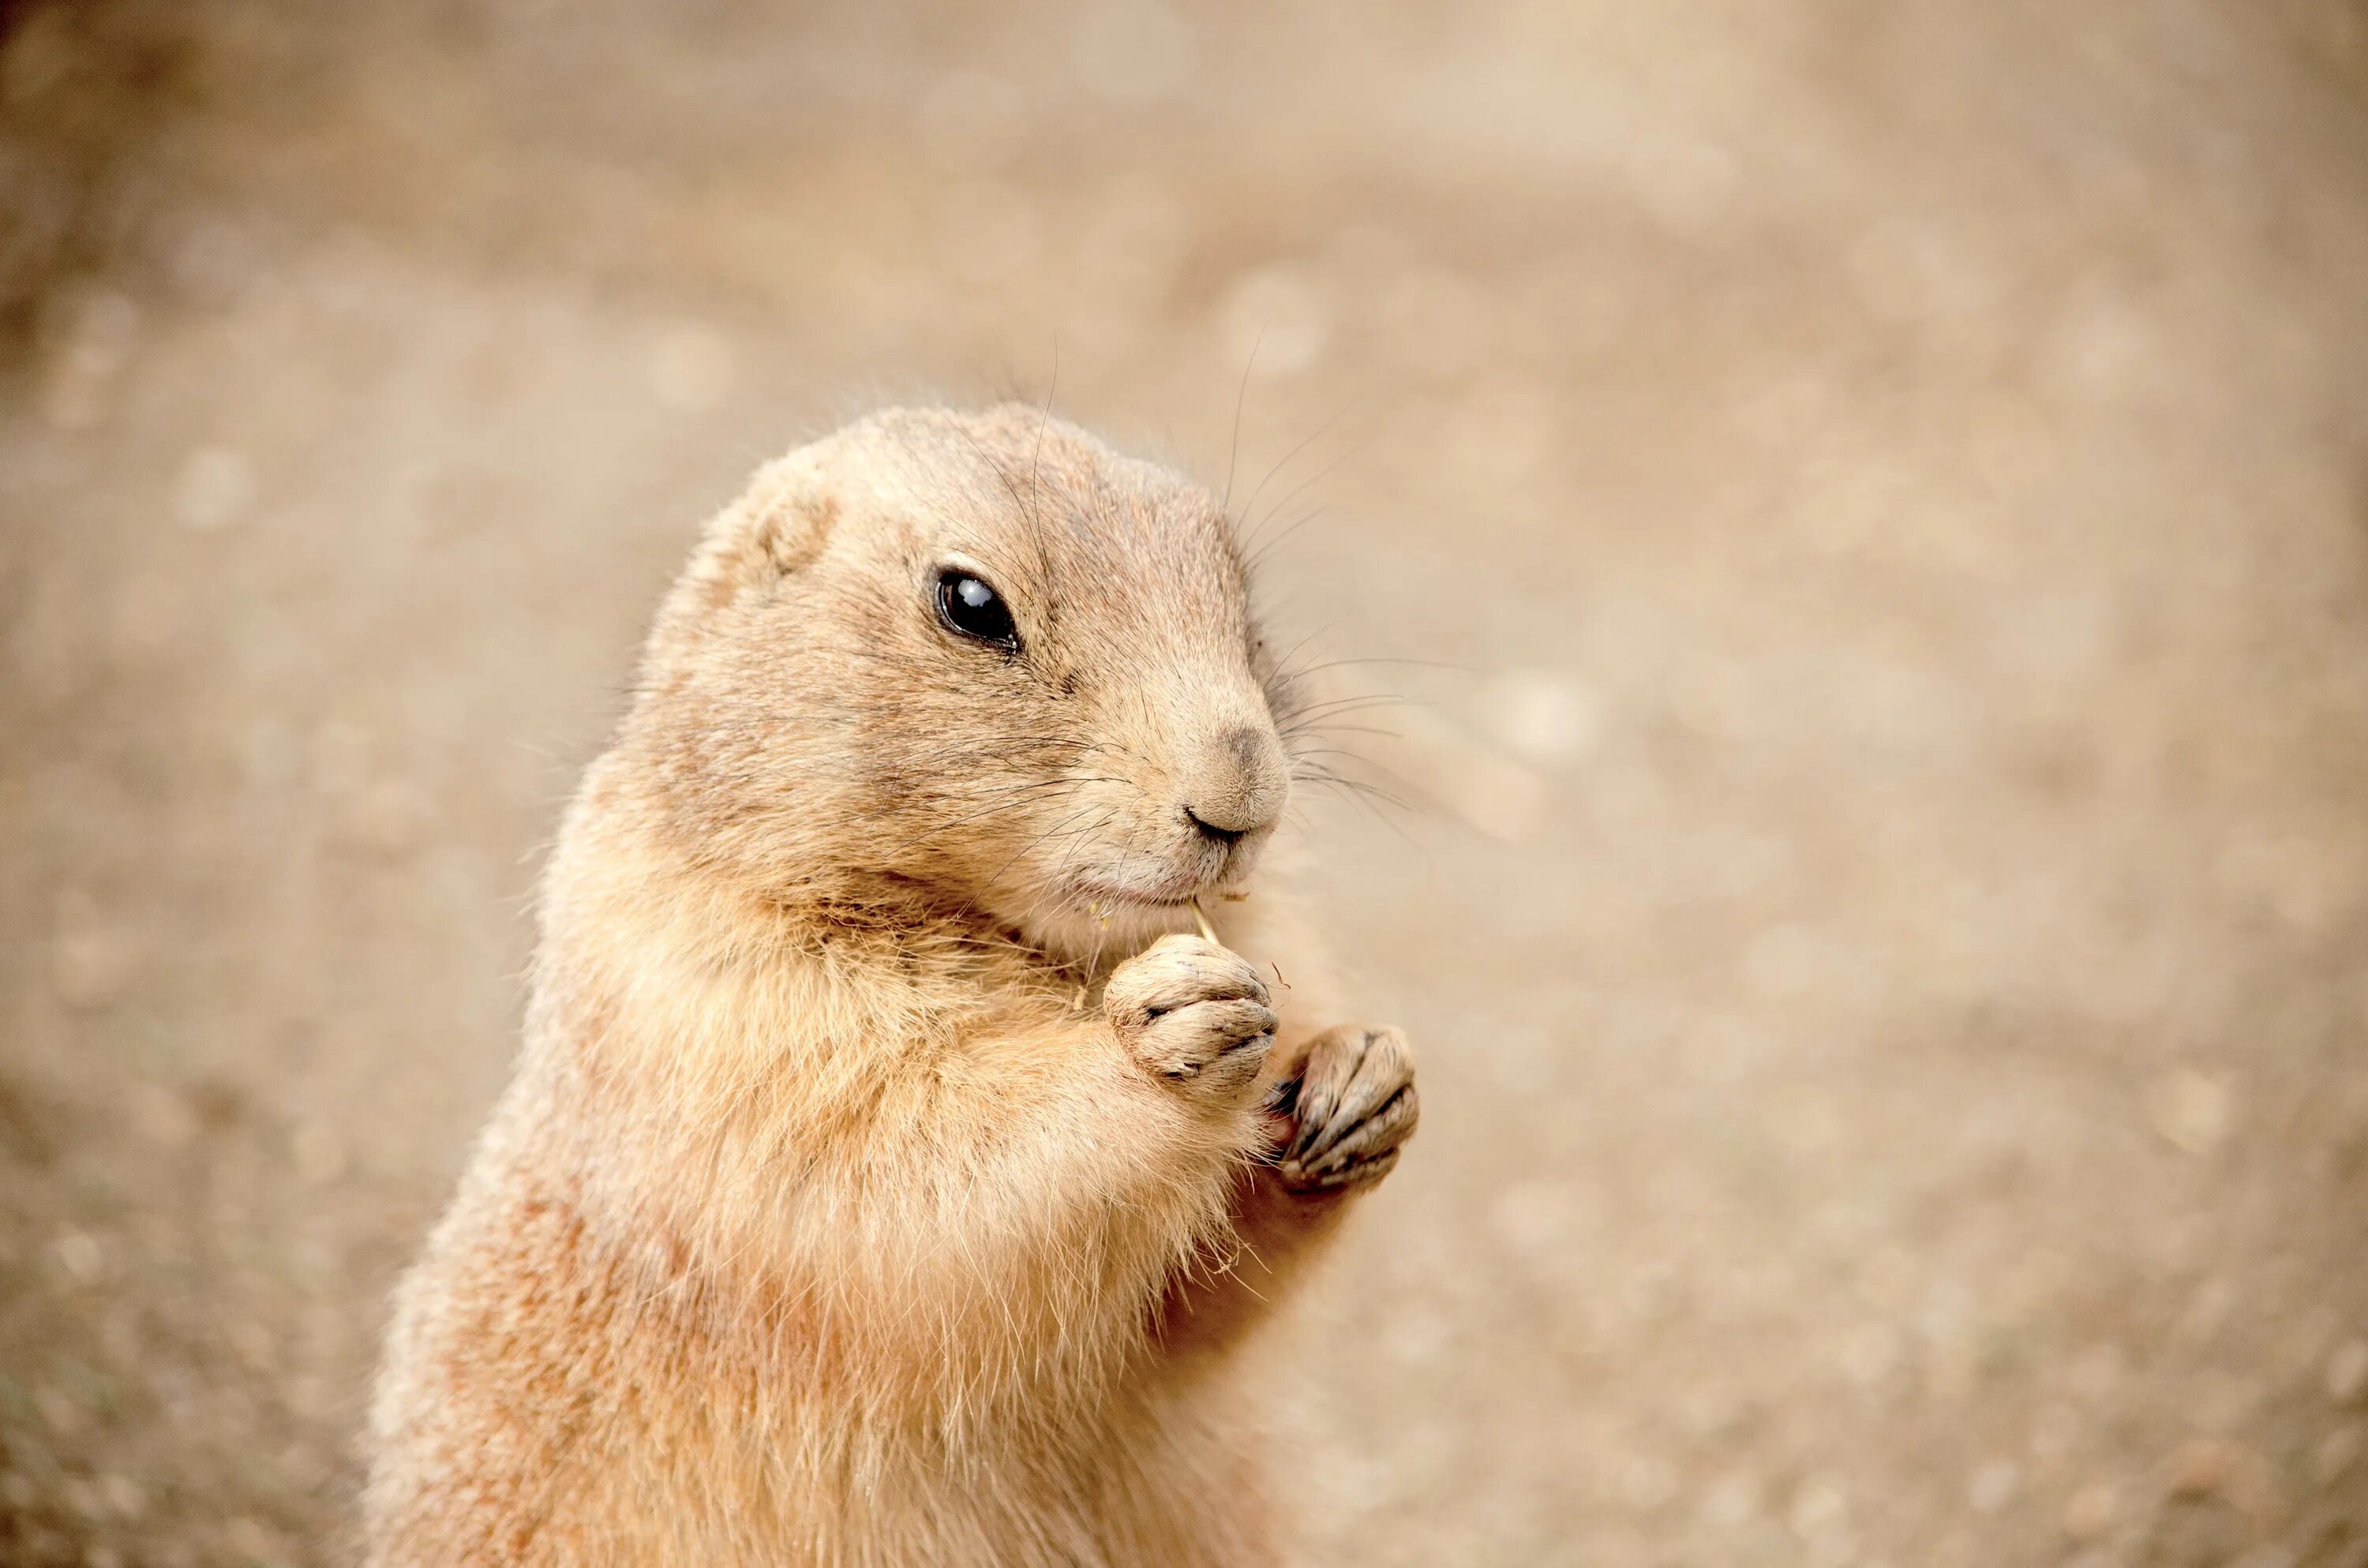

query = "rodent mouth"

[1067,875,1215,912]
[1065,837,1264,919]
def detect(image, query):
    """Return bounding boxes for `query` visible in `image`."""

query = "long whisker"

[858,781,1091,862]
[1221,327,1264,514]
[1276,695,1420,735]
[1245,505,1328,574]
[1236,401,1356,549]
[1030,354,1058,531]
[1293,767,1417,814]
[1283,655,1479,677]
[1279,721,1403,742]
[984,800,1117,889]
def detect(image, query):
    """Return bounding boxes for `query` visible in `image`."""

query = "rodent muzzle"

[1178,723,1289,842]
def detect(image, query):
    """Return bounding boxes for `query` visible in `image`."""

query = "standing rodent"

[362,406,1420,1567]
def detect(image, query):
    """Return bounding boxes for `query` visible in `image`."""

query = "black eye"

[935,569,1018,648]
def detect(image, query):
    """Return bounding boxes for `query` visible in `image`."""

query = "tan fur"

[362,406,1418,1566]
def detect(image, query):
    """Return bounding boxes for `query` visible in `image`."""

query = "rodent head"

[622,406,1298,961]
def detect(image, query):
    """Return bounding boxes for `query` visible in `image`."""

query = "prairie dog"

[362,406,1419,1566]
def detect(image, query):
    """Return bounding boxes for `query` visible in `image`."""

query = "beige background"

[6,2,2368,1563]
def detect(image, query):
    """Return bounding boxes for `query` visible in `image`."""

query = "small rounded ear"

[661,455,846,626]
[737,457,840,576]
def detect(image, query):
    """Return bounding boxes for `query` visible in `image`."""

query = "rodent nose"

[1182,724,1288,840]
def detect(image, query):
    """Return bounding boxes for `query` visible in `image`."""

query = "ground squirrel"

[362,406,1420,1566]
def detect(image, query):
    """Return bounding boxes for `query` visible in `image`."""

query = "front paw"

[1104,934,1276,1100]
[1271,1024,1418,1193]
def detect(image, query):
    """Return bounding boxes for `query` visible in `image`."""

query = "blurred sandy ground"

[7,1,2368,1563]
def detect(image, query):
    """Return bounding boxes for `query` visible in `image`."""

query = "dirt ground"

[6,2,2368,1563]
